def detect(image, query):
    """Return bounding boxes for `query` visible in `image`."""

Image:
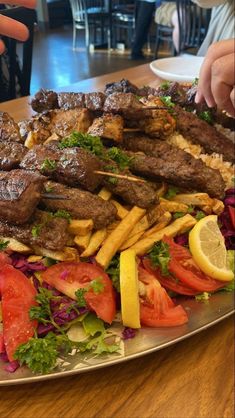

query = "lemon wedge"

[189,215,234,282]
[120,249,140,328]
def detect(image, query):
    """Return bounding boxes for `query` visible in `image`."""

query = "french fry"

[106,221,120,234]
[98,187,112,201]
[119,215,150,250]
[147,204,165,225]
[27,255,43,263]
[33,246,79,261]
[142,211,172,238]
[171,193,214,207]
[95,206,146,269]
[81,228,107,257]
[111,200,129,219]
[212,199,224,215]
[24,131,38,149]
[159,198,188,213]
[130,214,196,255]
[68,219,94,236]
[74,232,92,252]
[119,230,145,251]
[0,237,32,254]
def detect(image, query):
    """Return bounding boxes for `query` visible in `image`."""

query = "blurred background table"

[0,65,234,418]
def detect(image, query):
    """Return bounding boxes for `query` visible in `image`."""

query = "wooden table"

[0,64,234,418]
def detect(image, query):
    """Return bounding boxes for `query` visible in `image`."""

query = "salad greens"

[149,241,170,276]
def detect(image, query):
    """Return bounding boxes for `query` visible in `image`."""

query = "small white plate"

[150,56,204,82]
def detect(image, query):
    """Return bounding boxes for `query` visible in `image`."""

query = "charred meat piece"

[105,79,140,95]
[0,210,69,251]
[18,113,52,143]
[125,149,225,199]
[48,108,93,138]
[214,111,235,131]
[0,112,22,142]
[88,114,124,143]
[137,97,176,137]
[174,106,234,163]
[0,170,45,224]
[85,92,106,111]
[20,141,103,192]
[42,181,117,229]
[103,93,145,118]
[0,141,27,170]
[57,92,85,110]
[31,89,59,112]
[102,173,157,209]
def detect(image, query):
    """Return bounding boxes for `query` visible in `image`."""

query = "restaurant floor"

[31,24,154,94]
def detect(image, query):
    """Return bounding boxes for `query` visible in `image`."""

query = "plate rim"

[149,56,204,82]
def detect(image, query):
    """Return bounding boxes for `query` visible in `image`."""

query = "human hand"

[195,39,235,117]
[0,0,36,54]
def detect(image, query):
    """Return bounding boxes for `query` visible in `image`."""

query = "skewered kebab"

[0,112,22,142]
[0,210,70,251]
[122,133,226,198]
[0,170,45,225]
[41,181,117,230]
[0,140,27,170]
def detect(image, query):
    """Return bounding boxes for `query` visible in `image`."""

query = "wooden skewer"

[94,170,146,183]
[123,128,141,132]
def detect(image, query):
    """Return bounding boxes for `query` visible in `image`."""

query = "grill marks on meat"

[42,181,117,229]
[20,141,103,192]
[123,134,225,198]
[174,106,234,163]
[0,141,27,170]
[0,170,45,224]
[0,210,69,251]
[0,112,22,142]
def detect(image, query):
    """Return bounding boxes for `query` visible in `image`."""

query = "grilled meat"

[84,92,106,111]
[31,89,59,112]
[42,181,117,229]
[0,112,22,142]
[0,210,69,251]
[20,141,103,192]
[88,114,124,143]
[104,79,155,97]
[103,92,145,118]
[0,141,27,170]
[57,92,85,110]
[18,113,52,142]
[0,170,45,224]
[174,106,234,163]
[123,143,225,199]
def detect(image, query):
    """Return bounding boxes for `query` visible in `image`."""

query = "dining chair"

[111,1,136,49]
[69,0,89,49]
[0,7,36,102]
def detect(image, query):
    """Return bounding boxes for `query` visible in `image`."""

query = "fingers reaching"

[0,0,37,9]
[0,14,29,41]
[210,53,235,116]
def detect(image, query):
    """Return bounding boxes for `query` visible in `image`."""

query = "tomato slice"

[41,262,116,324]
[0,265,38,361]
[138,267,188,327]
[162,237,228,292]
[143,259,200,296]
[0,252,12,268]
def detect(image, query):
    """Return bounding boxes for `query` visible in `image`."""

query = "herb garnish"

[107,147,133,170]
[198,110,213,125]
[164,186,179,199]
[106,255,120,292]
[31,224,42,238]
[41,158,57,171]
[54,209,72,222]
[149,241,170,276]
[108,177,118,185]
[173,212,185,219]
[58,132,104,157]
[0,240,9,251]
[160,81,170,90]
[75,278,105,307]
[192,77,199,86]
[161,96,175,108]
[195,211,206,221]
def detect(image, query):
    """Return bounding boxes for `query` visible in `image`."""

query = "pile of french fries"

[0,184,225,269]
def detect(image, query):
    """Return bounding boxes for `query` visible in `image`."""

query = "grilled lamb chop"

[0,112,22,142]
[0,210,69,251]
[174,106,234,163]
[20,141,103,192]
[0,140,28,170]
[0,170,45,224]
[42,181,117,229]
[88,114,124,143]
[124,147,225,199]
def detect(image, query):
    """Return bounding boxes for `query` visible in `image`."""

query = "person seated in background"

[196,38,235,117]
[192,0,235,56]
[0,0,36,54]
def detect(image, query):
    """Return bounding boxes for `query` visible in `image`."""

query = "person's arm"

[191,0,226,8]
[195,39,235,117]
[0,0,36,54]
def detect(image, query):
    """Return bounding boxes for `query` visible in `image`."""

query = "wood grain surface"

[0,65,234,418]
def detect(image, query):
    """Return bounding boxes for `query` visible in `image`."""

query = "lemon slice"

[120,249,140,328]
[189,215,234,282]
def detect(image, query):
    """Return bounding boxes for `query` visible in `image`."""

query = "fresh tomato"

[0,265,38,361]
[228,206,235,229]
[163,237,228,292]
[138,267,188,327]
[41,262,116,324]
[0,252,11,267]
[143,259,200,296]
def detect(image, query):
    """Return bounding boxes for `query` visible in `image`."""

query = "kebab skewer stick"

[94,170,147,183]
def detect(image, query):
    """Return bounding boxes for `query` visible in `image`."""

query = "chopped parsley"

[198,110,213,125]
[54,209,71,221]
[75,278,105,307]
[58,132,104,157]
[90,278,104,294]
[148,241,170,276]
[195,211,206,221]
[75,288,87,308]
[173,212,185,219]
[164,186,179,199]
[107,147,133,170]
[0,240,9,251]
[161,96,175,108]
[106,255,120,292]
[160,81,170,90]
[195,292,211,302]
[41,158,57,171]
[108,176,118,185]
[31,224,42,238]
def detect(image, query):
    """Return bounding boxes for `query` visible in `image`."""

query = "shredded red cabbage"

[174,233,189,246]
[4,360,20,373]
[219,188,235,250]
[11,254,47,277]
[122,327,136,340]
